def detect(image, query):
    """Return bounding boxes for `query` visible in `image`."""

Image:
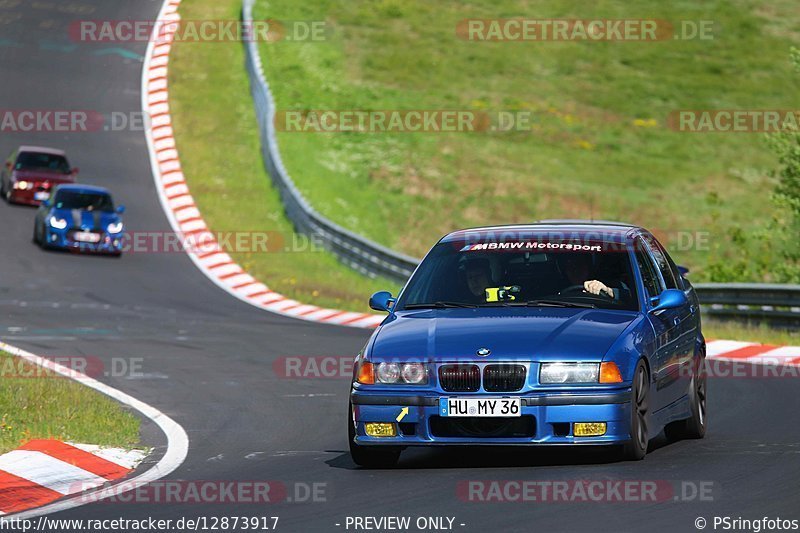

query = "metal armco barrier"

[242,0,419,285]
[694,283,800,327]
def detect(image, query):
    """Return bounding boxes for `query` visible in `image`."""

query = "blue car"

[349,221,706,467]
[33,184,125,256]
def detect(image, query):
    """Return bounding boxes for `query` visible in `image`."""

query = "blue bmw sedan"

[348,221,706,467]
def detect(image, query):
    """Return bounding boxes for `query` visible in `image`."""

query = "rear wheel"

[622,360,650,461]
[348,403,400,468]
[665,359,707,440]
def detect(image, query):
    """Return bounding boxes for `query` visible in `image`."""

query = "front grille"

[439,364,480,392]
[429,416,536,438]
[483,364,526,392]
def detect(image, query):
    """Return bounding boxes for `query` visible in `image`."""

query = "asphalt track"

[1,1,799,532]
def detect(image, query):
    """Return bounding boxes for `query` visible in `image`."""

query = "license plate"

[74,232,100,243]
[34,192,49,201]
[439,397,521,417]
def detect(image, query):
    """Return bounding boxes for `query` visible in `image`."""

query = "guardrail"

[242,0,419,285]
[241,1,799,326]
[693,283,800,327]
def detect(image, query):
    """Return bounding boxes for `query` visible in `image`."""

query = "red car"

[1,146,78,206]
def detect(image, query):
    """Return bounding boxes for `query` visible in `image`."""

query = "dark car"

[1,146,78,206]
[33,184,125,255]
[348,221,706,467]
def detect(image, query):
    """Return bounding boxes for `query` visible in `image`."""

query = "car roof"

[442,220,644,242]
[55,184,110,195]
[17,146,67,156]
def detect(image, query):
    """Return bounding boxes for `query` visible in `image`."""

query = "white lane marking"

[0,451,107,495]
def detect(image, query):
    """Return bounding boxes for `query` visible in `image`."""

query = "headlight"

[540,363,599,384]
[107,221,123,233]
[49,216,67,230]
[375,362,428,385]
[14,180,29,190]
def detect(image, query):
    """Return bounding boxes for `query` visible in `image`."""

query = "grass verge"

[704,320,800,346]
[0,352,140,454]
[168,0,397,312]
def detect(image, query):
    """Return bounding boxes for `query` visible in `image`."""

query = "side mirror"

[71,167,80,174]
[4,161,11,170]
[650,288,687,313]
[116,205,126,214]
[369,291,395,312]
[677,265,689,277]
[41,199,51,208]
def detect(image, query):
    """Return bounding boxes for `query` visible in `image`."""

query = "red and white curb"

[141,0,383,329]
[706,340,800,366]
[0,440,146,515]
[0,340,188,519]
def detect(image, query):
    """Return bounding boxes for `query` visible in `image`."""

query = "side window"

[644,236,678,289]
[634,238,663,300]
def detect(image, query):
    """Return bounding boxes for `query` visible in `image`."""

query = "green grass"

[253,0,800,281]
[704,320,800,345]
[0,352,140,454]
[168,0,398,312]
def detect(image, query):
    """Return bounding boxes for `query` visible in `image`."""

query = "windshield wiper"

[403,301,478,309]
[489,299,596,308]
[523,299,596,308]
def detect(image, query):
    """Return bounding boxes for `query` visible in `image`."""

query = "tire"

[622,360,650,461]
[348,403,400,468]
[665,358,707,441]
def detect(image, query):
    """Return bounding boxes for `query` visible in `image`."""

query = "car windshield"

[396,236,640,312]
[15,152,71,173]
[54,190,114,212]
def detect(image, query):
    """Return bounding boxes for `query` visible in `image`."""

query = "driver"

[560,254,627,300]
[462,258,492,303]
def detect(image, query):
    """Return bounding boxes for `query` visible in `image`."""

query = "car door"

[646,235,699,393]
[633,236,679,412]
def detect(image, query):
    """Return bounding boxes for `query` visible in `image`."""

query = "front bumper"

[43,227,124,254]
[9,188,48,206]
[351,389,632,446]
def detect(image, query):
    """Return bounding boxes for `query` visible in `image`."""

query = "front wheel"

[348,403,400,468]
[622,360,650,461]
[665,360,707,440]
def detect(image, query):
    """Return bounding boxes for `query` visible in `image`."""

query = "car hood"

[13,169,75,183]
[370,308,641,362]
[51,207,119,231]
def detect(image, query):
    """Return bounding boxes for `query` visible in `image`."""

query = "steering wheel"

[557,285,586,295]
